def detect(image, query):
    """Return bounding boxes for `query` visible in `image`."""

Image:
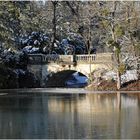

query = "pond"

[0,89,140,139]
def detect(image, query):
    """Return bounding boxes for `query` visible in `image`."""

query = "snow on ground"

[65,72,88,87]
[121,70,138,83]
[103,70,138,84]
[72,72,88,83]
[102,71,117,81]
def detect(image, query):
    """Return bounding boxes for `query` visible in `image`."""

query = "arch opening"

[46,70,88,88]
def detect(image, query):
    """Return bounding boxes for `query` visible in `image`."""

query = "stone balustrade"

[28,53,113,65]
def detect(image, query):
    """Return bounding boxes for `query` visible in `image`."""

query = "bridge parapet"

[28,54,42,64]
[42,54,60,62]
[76,53,113,63]
[28,53,113,65]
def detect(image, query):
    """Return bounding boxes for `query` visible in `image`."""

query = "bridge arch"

[46,70,88,87]
[47,63,90,78]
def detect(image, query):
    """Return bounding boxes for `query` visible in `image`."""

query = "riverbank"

[0,88,140,94]
[86,80,140,91]
[46,70,139,90]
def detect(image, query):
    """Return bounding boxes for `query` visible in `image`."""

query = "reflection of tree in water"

[0,95,33,110]
[47,94,88,139]
[0,92,140,139]
[47,93,120,138]
[116,92,140,139]
[137,94,140,107]
[0,93,49,139]
[0,96,32,138]
[47,93,140,139]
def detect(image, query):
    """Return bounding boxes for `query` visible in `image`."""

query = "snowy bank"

[102,70,138,84]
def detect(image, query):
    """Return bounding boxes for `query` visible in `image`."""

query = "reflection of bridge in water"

[0,89,140,139]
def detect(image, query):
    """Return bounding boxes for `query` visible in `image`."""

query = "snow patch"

[65,72,88,87]
[102,70,138,84]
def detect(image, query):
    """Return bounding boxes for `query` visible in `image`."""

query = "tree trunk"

[137,57,140,80]
[51,1,57,54]
[116,52,121,90]
[111,1,121,90]
[117,70,121,90]
[88,19,92,54]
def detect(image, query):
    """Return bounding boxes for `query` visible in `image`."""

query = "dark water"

[0,89,140,139]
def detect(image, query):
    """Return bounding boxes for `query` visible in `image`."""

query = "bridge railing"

[76,53,113,63]
[42,55,73,63]
[28,54,43,64]
[76,55,96,62]
[28,53,113,64]
[42,54,60,62]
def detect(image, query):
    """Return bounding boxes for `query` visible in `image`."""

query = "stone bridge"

[27,53,114,86]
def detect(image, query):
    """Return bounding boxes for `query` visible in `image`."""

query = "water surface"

[0,89,140,139]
